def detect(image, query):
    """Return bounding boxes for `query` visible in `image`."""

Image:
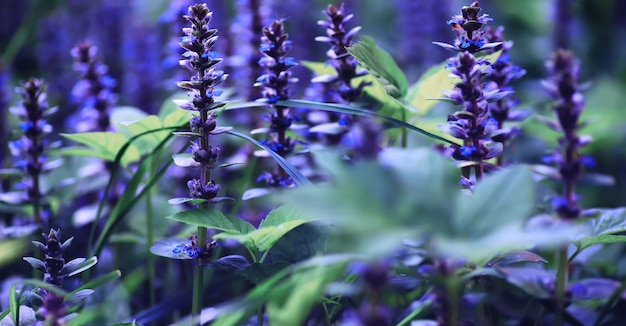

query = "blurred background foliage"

[1,0,625,220]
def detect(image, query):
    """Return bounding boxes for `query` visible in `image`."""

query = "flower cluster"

[70,41,117,132]
[434,1,498,53]
[440,53,502,178]
[9,79,54,225]
[314,4,370,102]
[254,20,299,188]
[177,4,228,204]
[25,229,74,324]
[543,50,590,219]
[437,2,509,181]
[483,26,530,165]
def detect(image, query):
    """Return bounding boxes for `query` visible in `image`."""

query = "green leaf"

[53,146,111,162]
[280,149,457,257]
[62,256,98,277]
[166,208,255,234]
[254,206,311,252]
[259,205,305,228]
[9,285,18,325]
[405,50,502,118]
[61,132,141,167]
[575,234,626,252]
[301,60,400,114]
[90,127,183,257]
[453,166,534,237]
[485,250,548,267]
[266,264,345,326]
[346,36,408,98]
[167,197,207,205]
[0,238,30,268]
[583,207,626,236]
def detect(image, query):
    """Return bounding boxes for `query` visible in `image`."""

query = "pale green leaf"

[165,208,255,234]
[346,36,408,98]
[61,132,141,167]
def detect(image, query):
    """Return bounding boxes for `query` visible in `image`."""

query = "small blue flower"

[267,95,281,104]
[280,57,297,67]
[19,122,34,132]
[173,244,185,255]
[259,43,275,52]
[541,154,555,164]
[459,146,477,157]
[579,155,595,168]
[551,196,569,210]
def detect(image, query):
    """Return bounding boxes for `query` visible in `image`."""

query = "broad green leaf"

[453,166,534,237]
[61,132,141,167]
[346,36,408,98]
[166,208,255,234]
[405,50,502,118]
[583,207,626,236]
[300,61,394,109]
[213,206,311,253]
[575,234,626,252]
[279,149,457,257]
[259,206,305,228]
[110,106,148,135]
[53,147,111,162]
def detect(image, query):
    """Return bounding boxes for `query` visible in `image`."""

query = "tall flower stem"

[176,5,228,323]
[543,50,589,326]
[555,246,569,326]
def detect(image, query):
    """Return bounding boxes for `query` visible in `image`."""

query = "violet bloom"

[176,3,229,206]
[9,79,54,225]
[70,41,118,132]
[483,26,530,165]
[543,50,590,219]
[436,2,508,181]
[254,20,299,188]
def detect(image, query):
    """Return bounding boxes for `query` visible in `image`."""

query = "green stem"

[444,276,460,326]
[146,156,156,306]
[555,245,569,326]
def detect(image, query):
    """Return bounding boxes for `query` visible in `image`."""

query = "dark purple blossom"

[9,79,54,225]
[254,20,300,187]
[543,50,589,220]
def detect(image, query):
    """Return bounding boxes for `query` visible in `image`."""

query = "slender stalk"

[444,276,460,326]
[555,245,569,326]
[146,156,156,306]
